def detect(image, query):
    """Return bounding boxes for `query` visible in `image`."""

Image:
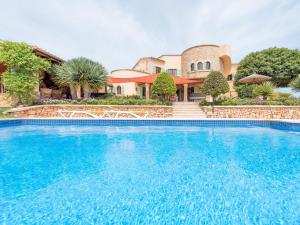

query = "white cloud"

[1,0,299,70]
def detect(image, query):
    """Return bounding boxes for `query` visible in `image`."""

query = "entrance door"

[140,86,146,98]
[176,87,184,101]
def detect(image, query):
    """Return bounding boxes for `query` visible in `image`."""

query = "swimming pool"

[1,119,300,224]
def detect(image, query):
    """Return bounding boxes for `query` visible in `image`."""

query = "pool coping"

[1,117,300,124]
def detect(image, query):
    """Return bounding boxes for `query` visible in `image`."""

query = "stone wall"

[202,106,300,120]
[181,45,221,79]
[8,105,173,118]
[0,93,17,107]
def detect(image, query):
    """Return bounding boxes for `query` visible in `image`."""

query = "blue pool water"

[1,120,300,224]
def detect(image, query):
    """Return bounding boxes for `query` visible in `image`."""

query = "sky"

[1,0,300,72]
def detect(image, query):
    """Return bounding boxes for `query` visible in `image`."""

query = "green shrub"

[199,97,300,106]
[278,92,292,98]
[234,84,256,98]
[290,75,300,91]
[0,41,50,105]
[252,82,275,100]
[151,72,176,100]
[202,71,229,108]
[39,96,172,106]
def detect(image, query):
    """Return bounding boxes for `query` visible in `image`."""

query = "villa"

[1,43,238,105]
[109,44,238,101]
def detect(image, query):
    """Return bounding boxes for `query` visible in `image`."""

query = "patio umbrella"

[239,74,272,84]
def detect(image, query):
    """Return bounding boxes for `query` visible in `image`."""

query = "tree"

[235,47,300,87]
[53,57,107,99]
[0,41,50,104]
[202,71,229,107]
[290,75,300,91]
[151,72,176,100]
[252,81,275,100]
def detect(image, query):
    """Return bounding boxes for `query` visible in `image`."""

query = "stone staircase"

[172,102,207,118]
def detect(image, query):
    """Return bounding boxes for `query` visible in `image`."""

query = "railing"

[57,110,149,119]
[189,93,206,101]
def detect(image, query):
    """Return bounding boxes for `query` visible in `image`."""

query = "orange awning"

[108,74,201,85]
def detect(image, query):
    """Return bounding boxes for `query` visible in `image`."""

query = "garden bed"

[37,96,172,106]
[200,98,300,106]
[7,105,173,118]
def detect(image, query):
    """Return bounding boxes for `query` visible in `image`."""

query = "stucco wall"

[230,63,238,76]
[133,58,165,73]
[110,70,148,78]
[112,82,139,96]
[8,105,173,118]
[202,106,300,120]
[158,55,182,73]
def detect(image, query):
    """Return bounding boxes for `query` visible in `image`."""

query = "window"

[205,61,211,70]
[190,63,195,72]
[167,69,177,75]
[197,62,203,70]
[116,86,122,95]
[227,74,233,81]
[155,66,161,74]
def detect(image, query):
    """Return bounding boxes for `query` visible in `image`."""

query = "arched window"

[190,63,195,72]
[205,61,211,70]
[116,86,122,95]
[227,74,233,81]
[197,62,203,70]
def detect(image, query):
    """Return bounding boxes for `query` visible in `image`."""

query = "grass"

[0,107,13,118]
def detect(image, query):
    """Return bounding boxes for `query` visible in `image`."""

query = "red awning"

[108,74,201,85]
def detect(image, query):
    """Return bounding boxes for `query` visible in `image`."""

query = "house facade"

[109,44,238,101]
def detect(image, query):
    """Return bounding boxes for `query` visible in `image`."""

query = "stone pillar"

[145,83,150,100]
[183,84,188,102]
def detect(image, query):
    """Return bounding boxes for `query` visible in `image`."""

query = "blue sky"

[1,0,300,72]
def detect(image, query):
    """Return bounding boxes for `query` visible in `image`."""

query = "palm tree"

[53,57,107,99]
[252,81,275,100]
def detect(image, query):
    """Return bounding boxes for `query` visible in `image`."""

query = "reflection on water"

[1,125,300,224]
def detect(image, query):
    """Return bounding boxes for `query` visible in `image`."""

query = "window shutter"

[177,69,181,76]
[121,85,125,95]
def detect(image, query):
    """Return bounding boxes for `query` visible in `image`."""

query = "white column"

[145,83,150,100]
[183,84,188,102]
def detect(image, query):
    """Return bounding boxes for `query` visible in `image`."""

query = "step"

[173,109,205,111]
[173,103,199,106]
[173,113,206,115]
[173,112,205,114]
[173,116,206,118]
[173,109,204,111]
[173,107,201,109]
[172,102,207,118]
